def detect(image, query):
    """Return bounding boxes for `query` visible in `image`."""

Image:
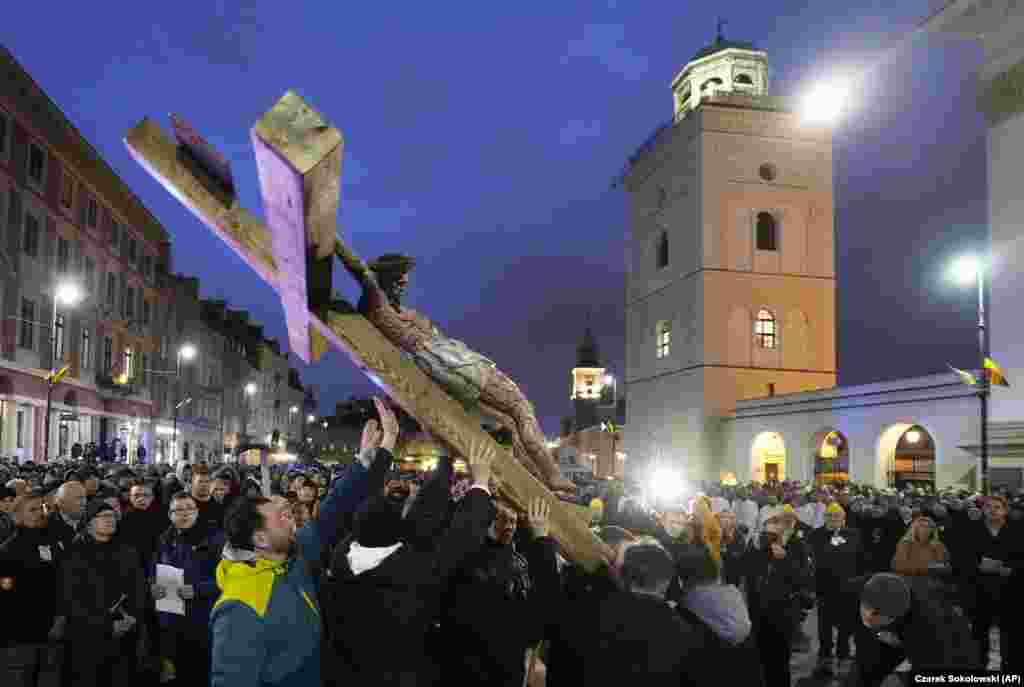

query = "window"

[60,170,74,210]
[19,299,35,349]
[124,347,134,378]
[16,410,25,449]
[124,286,135,320]
[86,197,98,228]
[128,237,137,264]
[81,328,92,369]
[55,314,66,362]
[735,73,754,85]
[23,212,39,257]
[56,237,69,273]
[140,254,152,279]
[656,231,669,269]
[142,299,151,325]
[84,257,95,294]
[102,336,113,373]
[701,77,724,92]
[755,309,777,349]
[756,212,777,251]
[106,273,116,309]
[27,142,46,187]
[140,353,148,386]
[758,163,777,182]
[110,220,120,249]
[656,320,671,359]
[767,383,776,396]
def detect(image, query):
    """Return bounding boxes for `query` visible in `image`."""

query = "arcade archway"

[812,429,849,485]
[877,423,936,489]
[751,431,786,484]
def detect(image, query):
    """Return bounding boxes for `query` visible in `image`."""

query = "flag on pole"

[984,357,1010,387]
[46,364,70,385]
[949,364,978,387]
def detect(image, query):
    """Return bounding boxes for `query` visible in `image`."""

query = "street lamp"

[241,383,258,452]
[43,281,82,461]
[952,255,990,494]
[171,343,197,464]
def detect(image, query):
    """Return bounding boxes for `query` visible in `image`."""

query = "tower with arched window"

[622,30,837,482]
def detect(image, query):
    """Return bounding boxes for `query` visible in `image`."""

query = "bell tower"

[571,327,606,431]
[622,30,837,482]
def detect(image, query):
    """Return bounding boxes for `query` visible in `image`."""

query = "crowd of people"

[0,402,1020,687]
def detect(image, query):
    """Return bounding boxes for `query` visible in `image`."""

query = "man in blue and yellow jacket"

[210,398,397,687]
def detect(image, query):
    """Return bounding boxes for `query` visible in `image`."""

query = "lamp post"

[241,382,257,455]
[953,256,990,495]
[43,281,82,462]
[171,343,197,464]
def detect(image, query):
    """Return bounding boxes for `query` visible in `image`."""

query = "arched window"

[656,231,669,269]
[656,320,671,359]
[756,212,777,251]
[700,77,724,92]
[755,309,776,349]
[735,73,754,85]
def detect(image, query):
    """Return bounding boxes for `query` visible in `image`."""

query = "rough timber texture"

[124,107,608,571]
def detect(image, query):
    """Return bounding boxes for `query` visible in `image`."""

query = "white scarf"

[347,541,403,575]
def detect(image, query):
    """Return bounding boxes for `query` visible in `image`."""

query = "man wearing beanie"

[851,573,979,686]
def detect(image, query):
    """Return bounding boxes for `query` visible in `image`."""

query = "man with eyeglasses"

[152,492,225,686]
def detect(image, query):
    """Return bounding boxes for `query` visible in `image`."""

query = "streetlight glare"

[290,405,299,413]
[650,467,686,504]
[952,256,981,284]
[801,81,848,125]
[179,343,197,361]
[307,414,315,423]
[55,282,82,306]
[245,383,258,395]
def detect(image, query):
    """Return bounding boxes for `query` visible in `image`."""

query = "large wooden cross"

[124,92,608,570]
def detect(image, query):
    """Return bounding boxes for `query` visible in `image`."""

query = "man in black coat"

[849,573,979,686]
[548,539,707,687]
[440,496,560,687]
[809,503,862,673]
[325,445,498,686]
[744,515,813,687]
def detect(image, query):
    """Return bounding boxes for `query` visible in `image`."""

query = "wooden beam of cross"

[124,94,610,571]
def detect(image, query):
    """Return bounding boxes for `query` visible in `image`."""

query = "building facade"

[622,35,837,484]
[0,46,311,465]
[0,45,169,462]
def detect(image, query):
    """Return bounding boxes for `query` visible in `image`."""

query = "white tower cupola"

[671,22,769,121]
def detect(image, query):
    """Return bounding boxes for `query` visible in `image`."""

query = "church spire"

[577,325,600,368]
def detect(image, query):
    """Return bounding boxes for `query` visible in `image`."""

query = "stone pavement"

[790,609,1003,687]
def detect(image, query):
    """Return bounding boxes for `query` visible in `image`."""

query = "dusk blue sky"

[4,1,988,435]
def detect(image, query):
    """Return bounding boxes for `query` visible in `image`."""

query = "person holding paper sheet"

[152,491,225,686]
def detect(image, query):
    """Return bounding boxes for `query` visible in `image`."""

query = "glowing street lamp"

[44,280,83,460]
[800,81,849,125]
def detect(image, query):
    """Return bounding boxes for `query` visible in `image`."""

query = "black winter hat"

[861,573,911,619]
[80,500,116,531]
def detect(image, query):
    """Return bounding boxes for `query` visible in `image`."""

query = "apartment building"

[0,46,311,464]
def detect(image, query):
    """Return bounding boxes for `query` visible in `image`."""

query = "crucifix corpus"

[124,92,610,570]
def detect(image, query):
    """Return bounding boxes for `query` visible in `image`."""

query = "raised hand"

[374,397,399,452]
[527,497,551,539]
[469,443,496,489]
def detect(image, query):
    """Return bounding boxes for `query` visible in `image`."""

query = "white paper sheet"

[155,564,186,616]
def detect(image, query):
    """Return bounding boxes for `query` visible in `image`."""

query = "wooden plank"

[124,118,279,286]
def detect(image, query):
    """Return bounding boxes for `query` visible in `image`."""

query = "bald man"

[46,481,87,553]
